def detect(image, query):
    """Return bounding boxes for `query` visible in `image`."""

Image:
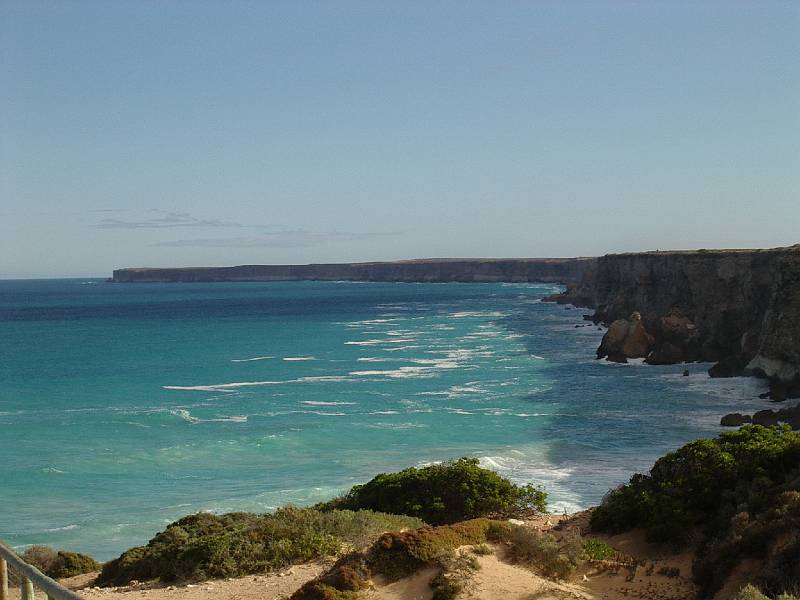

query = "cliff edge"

[555,245,800,397]
[111,258,594,285]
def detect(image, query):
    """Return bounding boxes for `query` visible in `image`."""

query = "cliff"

[111,258,594,285]
[556,245,800,396]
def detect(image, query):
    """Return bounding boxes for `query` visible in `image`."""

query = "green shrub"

[583,538,615,561]
[293,520,495,600]
[316,457,547,525]
[49,551,102,579]
[733,584,770,600]
[590,426,800,596]
[98,507,422,586]
[369,518,494,581]
[470,543,493,556]
[504,526,582,580]
[14,546,100,582]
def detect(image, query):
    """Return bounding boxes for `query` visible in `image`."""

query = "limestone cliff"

[111,258,594,285]
[557,246,800,396]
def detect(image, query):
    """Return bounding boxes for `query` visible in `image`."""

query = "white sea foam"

[383,345,421,351]
[165,374,353,391]
[357,357,389,362]
[164,380,283,391]
[448,310,509,319]
[44,524,79,532]
[295,376,352,383]
[231,356,274,362]
[170,409,248,423]
[283,356,316,361]
[345,340,382,346]
[301,401,357,406]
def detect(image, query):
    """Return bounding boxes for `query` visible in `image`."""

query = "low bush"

[470,543,493,556]
[21,546,58,575]
[583,538,615,561]
[48,551,102,579]
[430,553,480,600]
[590,426,800,596]
[316,457,547,525]
[15,546,100,582]
[369,518,494,581]
[732,583,800,600]
[505,526,582,580]
[97,508,422,586]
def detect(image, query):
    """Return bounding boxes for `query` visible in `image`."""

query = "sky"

[1,1,798,278]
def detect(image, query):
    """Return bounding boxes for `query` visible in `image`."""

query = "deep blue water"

[0,279,769,560]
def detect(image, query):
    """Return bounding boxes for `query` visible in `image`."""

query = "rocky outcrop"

[596,312,655,362]
[112,258,595,285]
[722,403,800,429]
[553,245,800,396]
[720,413,752,427]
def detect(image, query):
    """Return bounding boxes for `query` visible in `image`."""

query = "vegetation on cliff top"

[291,518,586,600]
[591,425,800,596]
[315,457,547,524]
[97,508,422,586]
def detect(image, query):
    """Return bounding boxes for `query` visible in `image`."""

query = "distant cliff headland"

[550,245,800,400]
[111,258,594,285]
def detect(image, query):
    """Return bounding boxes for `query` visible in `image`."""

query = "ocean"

[0,279,769,560]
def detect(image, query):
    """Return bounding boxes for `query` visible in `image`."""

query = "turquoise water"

[0,279,769,560]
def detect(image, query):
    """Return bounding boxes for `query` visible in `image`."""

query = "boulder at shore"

[597,312,655,363]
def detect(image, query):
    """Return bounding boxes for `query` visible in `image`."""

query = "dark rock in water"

[683,369,690,377]
[752,410,780,427]
[770,381,788,402]
[597,312,655,361]
[646,342,684,365]
[606,352,628,364]
[709,355,748,378]
[720,413,752,427]
[759,392,772,399]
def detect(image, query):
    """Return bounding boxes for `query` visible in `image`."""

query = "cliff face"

[111,258,594,285]
[561,246,800,394]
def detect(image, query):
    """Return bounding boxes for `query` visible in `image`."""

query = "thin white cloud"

[96,211,249,229]
[154,230,400,248]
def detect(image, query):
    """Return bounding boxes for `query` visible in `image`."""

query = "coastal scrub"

[97,508,422,586]
[315,457,547,524]
[591,425,800,596]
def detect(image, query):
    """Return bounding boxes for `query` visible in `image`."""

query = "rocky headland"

[111,258,594,285]
[548,245,800,400]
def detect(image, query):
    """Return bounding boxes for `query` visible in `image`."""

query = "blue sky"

[1,1,798,278]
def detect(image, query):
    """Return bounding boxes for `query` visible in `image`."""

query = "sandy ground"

[23,561,332,600]
[10,514,712,600]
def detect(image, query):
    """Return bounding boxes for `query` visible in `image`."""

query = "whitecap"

[231,356,274,362]
[44,524,79,532]
[301,401,357,406]
[164,380,283,391]
[283,356,316,361]
[170,409,248,423]
[295,376,352,383]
